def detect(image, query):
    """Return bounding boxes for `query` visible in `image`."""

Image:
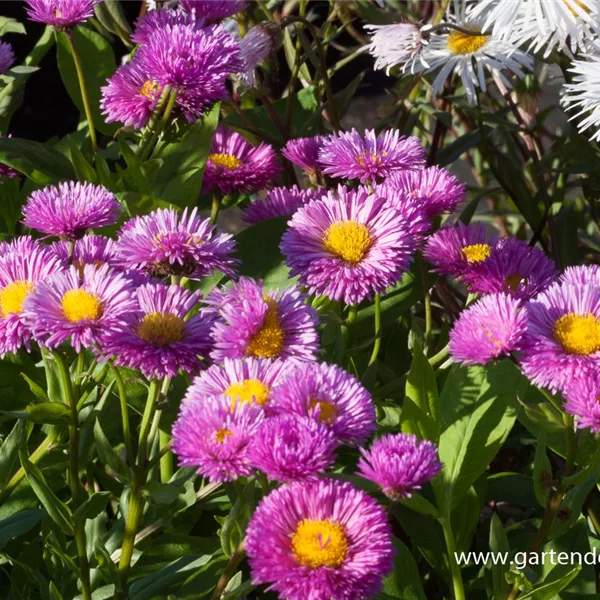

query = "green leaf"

[533,433,552,507]
[73,491,111,521]
[0,508,44,549]
[0,16,26,35]
[94,0,132,46]
[93,419,129,480]
[0,420,29,490]
[489,512,510,599]
[143,481,181,506]
[517,565,581,600]
[379,537,426,600]
[19,451,73,535]
[25,402,71,425]
[436,131,482,166]
[56,26,118,136]
[0,137,75,183]
[20,372,50,403]
[401,342,440,441]
[399,494,439,518]
[66,135,98,183]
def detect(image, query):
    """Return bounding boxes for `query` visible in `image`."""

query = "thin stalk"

[112,366,134,461]
[421,259,433,351]
[64,31,97,151]
[210,193,221,226]
[346,305,358,326]
[139,88,178,162]
[158,377,173,483]
[440,517,466,600]
[210,541,246,600]
[429,344,450,367]
[137,379,160,465]
[367,295,382,367]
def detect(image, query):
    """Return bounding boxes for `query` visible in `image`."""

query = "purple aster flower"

[101,59,161,130]
[22,264,136,353]
[423,222,497,278]
[207,277,320,363]
[131,7,203,45]
[172,395,264,482]
[357,433,442,500]
[245,479,394,600]
[520,280,600,393]
[270,361,376,445]
[238,23,279,88]
[203,127,281,195]
[0,240,64,355]
[249,415,338,483]
[24,0,98,29]
[181,357,291,411]
[318,128,426,184]
[383,166,467,218]
[51,234,117,270]
[243,186,321,224]
[136,21,241,121]
[464,237,558,300]
[372,183,430,240]
[115,207,237,279]
[101,283,213,379]
[179,0,248,22]
[564,371,600,432]
[561,265,600,287]
[282,136,327,175]
[0,42,15,74]
[449,293,527,365]
[281,185,416,305]
[22,182,120,240]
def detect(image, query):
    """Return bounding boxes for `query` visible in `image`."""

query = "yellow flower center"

[137,312,185,347]
[447,29,489,54]
[247,298,285,359]
[225,379,270,408]
[291,519,348,569]
[323,221,372,265]
[309,398,338,425]
[461,243,491,264]
[553,313,600,355]
[140,80,160,99]
[504,274,526,292]
[61,289,102,323]
[564,0,590,16]
[0,280,34,317]
[209,153,243,171]
[214,428,233,443]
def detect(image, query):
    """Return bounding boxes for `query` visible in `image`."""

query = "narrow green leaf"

[517,565,581,600]
[73,491,111,521]
[0,420,29,490]
[489,512,510,599]
[0,16,26,35]
[20,372,50,403]
[67,135,98,183]
[94,0,132,46]
[25,402,71,425]
[379,537,426,600]
[0,508,44,549]
[93,419,129,480]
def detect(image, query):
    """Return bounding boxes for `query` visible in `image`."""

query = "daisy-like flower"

[383,166,467,218]
[319,128,426,184]
[243,186,321,224]
[282,136,327,177]
[249,415,338,483]
[203,127,281,195]
[373,185,430,240]
[281,186,416,305]
[471,0,600,57]
[245,479,394,600]
[131,6,203,45]
[136,21,241,121]
[172,395,263,482]
[181,357,291,410]
[562,52,600,142]
[423,222,496,278]
[415,2,534,104]
[519,280,600,392]
[207,278,320,363]
[179,0,248,23]
[564,371,600,432]
[115,207,237,279]
[364,22,427,74]
[0,240,64,355]
[22,182,120,240]
[0,42,15,74]
[24,0,98,29]
[238,23,279,88]
[23,264,136,353]
[51,235,116,271]
[561,265,600,287]
[357,434,442,500]
[101,59,161,130]
[464,237,558,300]
[449,293,527,365]
[270,361,376,445]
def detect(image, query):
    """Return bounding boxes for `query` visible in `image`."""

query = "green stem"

[421,259,433,351]
[440,517,466,600]
[346,305,358,325]
[367,295,381,367]
[210,194,221,226]
[158,377,173,483]
[429,344,449,367]
[210,541,246,600]
[65,31,97,151]
[112,366,134,461]
[139,88,178,162]
[137,380,160,465]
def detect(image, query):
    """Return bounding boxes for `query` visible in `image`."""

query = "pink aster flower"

[25,0,98,29]
[51,235,116,270]
[318,128,426,184]
[115,207,237,279]
[383,166,467,218]
[172,395,264,482]
[561,265,600,287]
[449,293,527,365]
[520,280,600,393]
[564,371,600,432]
[465,237,558,300]
[0,42,15,74]
[22,264,136,353]
[282,135,327,175]
[238,23,279,88]
[0,239,64,355]
[179,0,248,22]
[203,127,281,195]
[357,433,442,500]
[131,6,203,45]
[101,283,213,379]
[243,186,321,224]
[281,185,416,305]
[270,361,376,446]
[206,277,320,363]
[245,479,394,600]
[249,415,338,483]
[181,357,291,411]
[22,181,120,240]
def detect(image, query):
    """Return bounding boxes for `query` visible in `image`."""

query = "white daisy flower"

[471,0,600,57]
[561,51,600,141]
[415,1,534,104]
